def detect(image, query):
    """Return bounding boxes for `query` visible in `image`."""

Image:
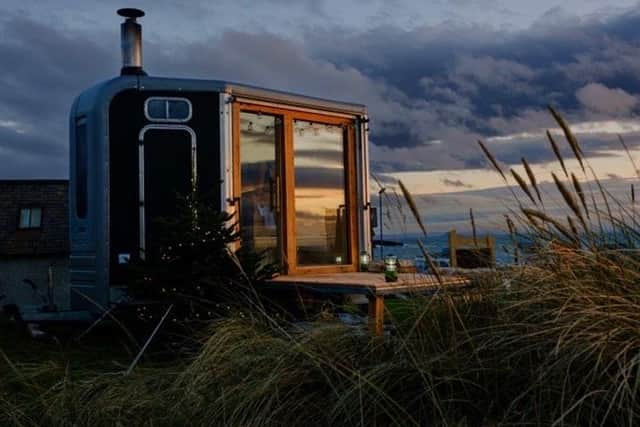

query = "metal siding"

[219,93,234,217]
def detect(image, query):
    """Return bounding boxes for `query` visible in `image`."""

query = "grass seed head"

[547,130,569,178]
[478,140,507,182]
[552,172,588,232]
[522,157,542,204]
[548,106,585,173]
[511,168,537,205]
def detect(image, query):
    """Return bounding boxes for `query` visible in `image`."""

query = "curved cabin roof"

[72,75,367,118]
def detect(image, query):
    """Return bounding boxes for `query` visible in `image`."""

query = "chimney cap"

[117,8,145,19]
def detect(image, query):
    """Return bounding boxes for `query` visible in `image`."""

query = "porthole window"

[144,97,192,122]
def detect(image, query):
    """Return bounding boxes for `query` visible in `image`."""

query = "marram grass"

[3,108,640,426]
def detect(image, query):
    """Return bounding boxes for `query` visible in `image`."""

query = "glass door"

[238,111,283,265]
[292,120,349,266]
[234,103,358,274]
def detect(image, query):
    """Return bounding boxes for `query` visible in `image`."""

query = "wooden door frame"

[232,102,359,275]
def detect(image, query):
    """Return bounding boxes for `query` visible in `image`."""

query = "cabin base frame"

[267,272,471,337]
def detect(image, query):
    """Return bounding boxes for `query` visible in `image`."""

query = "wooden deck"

[267,272,471,336]
[268,272,469,295]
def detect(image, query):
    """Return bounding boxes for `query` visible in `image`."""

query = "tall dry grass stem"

[417,239,443,286]
[571,172,590,220]
[511,168,537,205]
[548,106,585,173]
[478,140,506,183]
[552,173,588,232]
[521,207,578,245]
[522,157,542,204]
[469,208,477,246]
[567,216,579,241]
[398,180,427,237]
[547,130,569,178]
[592,174,614,222]
[618,135,640,179]
[505,214,519,263]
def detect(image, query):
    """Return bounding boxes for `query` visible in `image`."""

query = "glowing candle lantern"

[384,254,398,282]
[359,251,370,272]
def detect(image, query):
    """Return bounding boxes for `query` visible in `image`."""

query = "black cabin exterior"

[69,77,371,314]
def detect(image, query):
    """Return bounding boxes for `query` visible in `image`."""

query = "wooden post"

[368,295,385,337]
[448,229,457,268]
[488,235,496,267]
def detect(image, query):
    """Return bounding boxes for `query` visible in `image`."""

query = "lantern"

[384,254,398,282]
[359,251,370,271]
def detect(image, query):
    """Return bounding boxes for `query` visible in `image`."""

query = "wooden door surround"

[232,102,359,275]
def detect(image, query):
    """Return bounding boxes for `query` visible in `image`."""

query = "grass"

[3,108,640,425]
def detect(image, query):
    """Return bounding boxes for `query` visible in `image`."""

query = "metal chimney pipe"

[117,8,146,75]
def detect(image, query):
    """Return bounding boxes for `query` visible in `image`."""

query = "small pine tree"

[128,194,277,322]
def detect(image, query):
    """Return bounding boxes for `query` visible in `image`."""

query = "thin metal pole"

[75,306,115,342]
[125,304,173,376]
[379,188,385,260]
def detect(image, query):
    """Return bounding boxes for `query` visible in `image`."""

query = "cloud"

[576,83,638,115]
[0,13,117,178]
[2,3,640,181]
[442,178,473,188]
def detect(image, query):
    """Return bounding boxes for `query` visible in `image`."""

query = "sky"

[2,0,640,232]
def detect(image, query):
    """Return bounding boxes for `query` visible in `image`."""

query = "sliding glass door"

[293,120,348,266]
[238,111,283,265]
[234,103,358,274]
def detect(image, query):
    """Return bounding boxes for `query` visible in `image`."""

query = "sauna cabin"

[68,9,371,312]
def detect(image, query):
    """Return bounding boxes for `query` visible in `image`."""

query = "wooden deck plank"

[267,272,469,296]
[266,272,471,337]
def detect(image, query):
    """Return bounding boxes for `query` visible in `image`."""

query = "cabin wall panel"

[108,90,220,286]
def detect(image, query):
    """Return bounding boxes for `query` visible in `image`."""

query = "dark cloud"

[307,9,640,171]
[0,12,117,178]
[2,5,640,179]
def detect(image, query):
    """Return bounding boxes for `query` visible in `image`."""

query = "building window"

[144,97,192,122]
[18,207,42,229]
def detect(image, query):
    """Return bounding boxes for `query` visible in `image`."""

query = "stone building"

[0,180,69,312]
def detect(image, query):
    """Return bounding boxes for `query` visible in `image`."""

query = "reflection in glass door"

[239,112,282,264]
[293,120,348,265]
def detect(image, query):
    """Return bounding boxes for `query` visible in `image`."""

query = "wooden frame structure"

[448,229,496,268]
[269,272,470,336]
[232,102,360,276]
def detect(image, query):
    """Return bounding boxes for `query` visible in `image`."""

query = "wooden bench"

[448,229,496,269]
